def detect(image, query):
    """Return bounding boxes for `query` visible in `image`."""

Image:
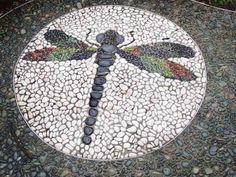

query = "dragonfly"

[21,29,197,145]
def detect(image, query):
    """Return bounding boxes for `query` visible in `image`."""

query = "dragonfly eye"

[96,33,105,43]
[116,35,124,44]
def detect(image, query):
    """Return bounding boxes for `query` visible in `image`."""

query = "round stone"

[116,35,124,44]
[89,108,98,117]
[96,33,105,43]
[82,136,92,145]
[84,126,94,135]
[163,167,171,176]
[85,117,97,126]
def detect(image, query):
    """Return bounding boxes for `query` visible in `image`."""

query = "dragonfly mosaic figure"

[22,29,197,145]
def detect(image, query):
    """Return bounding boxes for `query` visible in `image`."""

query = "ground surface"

[196,0,236,11]
[0,0,235,176]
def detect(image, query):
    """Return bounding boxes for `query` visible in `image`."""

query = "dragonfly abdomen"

[81,46,116,145]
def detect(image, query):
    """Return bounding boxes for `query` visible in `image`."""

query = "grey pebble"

[89,108,98,117]
[84,126,94,135]
[163,167,171,176]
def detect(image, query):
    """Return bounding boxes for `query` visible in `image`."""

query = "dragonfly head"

[96,30,124,47]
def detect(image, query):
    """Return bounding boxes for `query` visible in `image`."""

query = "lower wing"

[22,47,96,61]
[117,48,196,81]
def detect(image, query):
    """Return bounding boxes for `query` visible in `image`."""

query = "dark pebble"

[94,77,106,85]
[85,117,97,126]
[84,126,94,135]
[96,33,105,43]
[102,44,117,53]
[163,167,171,176]
[98,59,114,67]
[82,136,92,145]
[97,66,110,76]
[99,53,112,59]
[124,160,132,167]
[209,145,218,156]
[201,131,208,138]
[233,147,236,154]
[91,91,102,99]
[92,84,104,91]
[116,35,124,44]
[89,108,98,117]
[89,98,99,107]
[31,171,37,177]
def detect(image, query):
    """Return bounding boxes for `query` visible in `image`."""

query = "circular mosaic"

[14,5,207,160]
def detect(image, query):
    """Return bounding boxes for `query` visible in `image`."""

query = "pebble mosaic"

[13,5,207,160]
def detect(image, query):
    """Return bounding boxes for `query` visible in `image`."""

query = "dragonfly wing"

[22,47,96,61]
[118,49,196,81]
[117,49,147,70]
[139,55,197,81]
[124,42,195,59]
[22,29,97,61]
[22,47,57,61]
[44,29,89,49]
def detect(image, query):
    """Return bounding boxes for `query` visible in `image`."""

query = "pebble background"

[14,6,206,160]
[0,0,235,176]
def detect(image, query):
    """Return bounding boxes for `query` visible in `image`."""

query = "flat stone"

[97,66,110,76]
[99,53,112,59]
[98,59,114,67]
[92,84,104,91]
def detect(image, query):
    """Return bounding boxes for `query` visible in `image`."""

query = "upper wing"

[44,29,88,49]
[22,30,96,61]
[118,43,196,81]
[123,42,195,59]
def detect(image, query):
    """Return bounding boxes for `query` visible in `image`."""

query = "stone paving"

[0,0,235,176]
